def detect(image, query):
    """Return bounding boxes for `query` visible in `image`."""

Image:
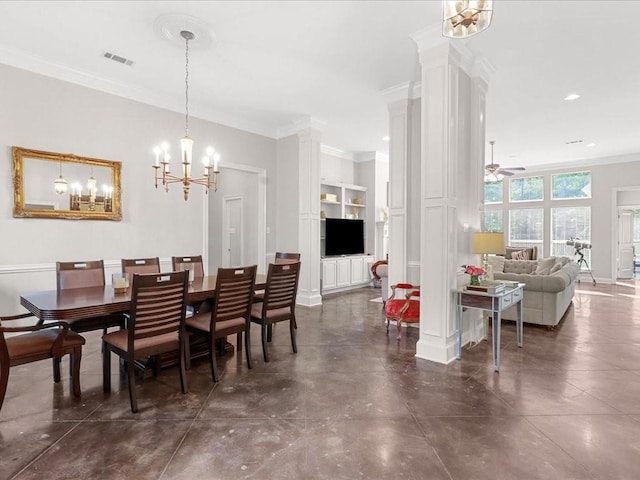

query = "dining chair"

[1,312,85,410]
[186,265,257,382]
[171,255,205,280]
[250,262,300,362]
[172,255,208,314]
[55,260,126,333]
[102,271,189,413]
[253,252,301,302]
[384,283,420,340]
[121,257,161,275]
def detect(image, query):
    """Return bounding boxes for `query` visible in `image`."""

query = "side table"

[455,283,525,371]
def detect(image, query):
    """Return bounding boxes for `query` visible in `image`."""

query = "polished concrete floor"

[2,280,640,479]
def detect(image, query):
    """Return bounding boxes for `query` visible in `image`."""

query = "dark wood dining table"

[20,274,267,323]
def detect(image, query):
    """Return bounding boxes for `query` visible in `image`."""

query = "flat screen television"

[325,218,365,256]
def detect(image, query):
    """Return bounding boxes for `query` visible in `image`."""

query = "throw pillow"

[534,256,556,275]
[487,255,506,273]
[511,250,529,260]
[550,263,563,274]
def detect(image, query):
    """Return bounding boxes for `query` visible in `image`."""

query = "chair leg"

[397,320,402,341]
[0,361,9,411]
[127,355,138,413]
[179,338,188,395]
[71,347,82,397]
[290,318,297,354]
[261,324,269,362]
[236,332,242,352]
[386,317,390,335]
[102,345,111,393]
[53,357,62,383]
[210,338,220,382]
[245,328,253,370]
[267,324,273,342]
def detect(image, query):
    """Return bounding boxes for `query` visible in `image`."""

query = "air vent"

[565,139,583,145]
[103,52,134,66]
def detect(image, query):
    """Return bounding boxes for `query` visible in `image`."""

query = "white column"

[296,122,323,307]
[386,95,410,295]
[411,27,489,363]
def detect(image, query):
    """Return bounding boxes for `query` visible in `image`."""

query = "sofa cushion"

[550,262,563,273]
[503,260,538,274]
[511,250,529,260]
[534,257,556,275]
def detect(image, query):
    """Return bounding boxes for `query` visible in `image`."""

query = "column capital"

[382,81,421,104]
[276,115,326,139]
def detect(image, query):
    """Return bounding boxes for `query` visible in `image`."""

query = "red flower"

[465,265,485,276]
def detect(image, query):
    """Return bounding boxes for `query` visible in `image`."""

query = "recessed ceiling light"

[565,139,583,145]
[564,93,580,101]
[382,136,390,142]
[587,143,596,147]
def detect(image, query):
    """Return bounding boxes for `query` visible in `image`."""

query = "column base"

[415,337,458,365]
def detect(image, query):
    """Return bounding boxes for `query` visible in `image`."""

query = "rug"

[369,297,383,303]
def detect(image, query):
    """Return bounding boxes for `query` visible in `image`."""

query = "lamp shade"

[472,232,505,255]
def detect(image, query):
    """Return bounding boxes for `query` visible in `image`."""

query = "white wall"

[0,64,277,312]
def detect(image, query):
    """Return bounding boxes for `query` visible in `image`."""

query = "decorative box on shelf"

[321,193,338,202]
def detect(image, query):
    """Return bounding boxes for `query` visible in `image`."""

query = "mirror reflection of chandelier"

[53,161,68,195]
[152,30,220,201]
[442,0,493,39]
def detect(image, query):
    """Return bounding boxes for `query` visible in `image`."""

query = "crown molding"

[524,152,640,173]
[321,144,354,161]
[0,45,279,140]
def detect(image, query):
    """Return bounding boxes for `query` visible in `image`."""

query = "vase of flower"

[465,265,485,286]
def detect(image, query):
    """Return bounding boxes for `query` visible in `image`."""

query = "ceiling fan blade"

[498,169,516,176]
[502,167,526,172]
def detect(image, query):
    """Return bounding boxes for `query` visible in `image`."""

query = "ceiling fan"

[484,140,525,182]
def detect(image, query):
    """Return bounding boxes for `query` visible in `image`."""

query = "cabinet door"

[351,257,364,284]
[363,256,374,282]
[336,259,351,287]
[322,260,337,290]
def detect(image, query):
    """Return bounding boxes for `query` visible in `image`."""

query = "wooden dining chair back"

[121,257,161,275]
[1,312,85,411]
[274,252,301,264]
[171,255,205,279]
[56,260,105,290]
[55,260,125,334]
[102,271,189,413]
[186,265,257,382]
[384,283,420,341]
[251,262,300,362]
[253,252,300,302]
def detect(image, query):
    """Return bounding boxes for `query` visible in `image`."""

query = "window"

[509,208,543,251]
[482,210,503,232]
[551,206,591,264]
[509,176,544,202]
[484,180,503,204]
[552,171,591,200]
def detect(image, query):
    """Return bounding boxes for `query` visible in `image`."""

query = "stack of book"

[464,280,506,294]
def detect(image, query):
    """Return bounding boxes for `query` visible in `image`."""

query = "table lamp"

[472,232,505,280]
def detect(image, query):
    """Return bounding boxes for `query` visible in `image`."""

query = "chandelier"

[153,30,220,201]
[442,1,493,39]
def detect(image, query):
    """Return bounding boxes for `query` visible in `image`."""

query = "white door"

[617,209,634,279]
[223,196,243,267]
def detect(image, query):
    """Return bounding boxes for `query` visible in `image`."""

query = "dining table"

[20,274,268,366]
[20,274,267,323]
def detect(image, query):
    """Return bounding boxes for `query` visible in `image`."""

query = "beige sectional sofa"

[489,256,580,328]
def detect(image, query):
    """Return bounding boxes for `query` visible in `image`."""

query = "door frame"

[611,186,640,282]
[202,162,267,274]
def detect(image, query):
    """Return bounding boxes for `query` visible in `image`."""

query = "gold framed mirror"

[12,146,122,221]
